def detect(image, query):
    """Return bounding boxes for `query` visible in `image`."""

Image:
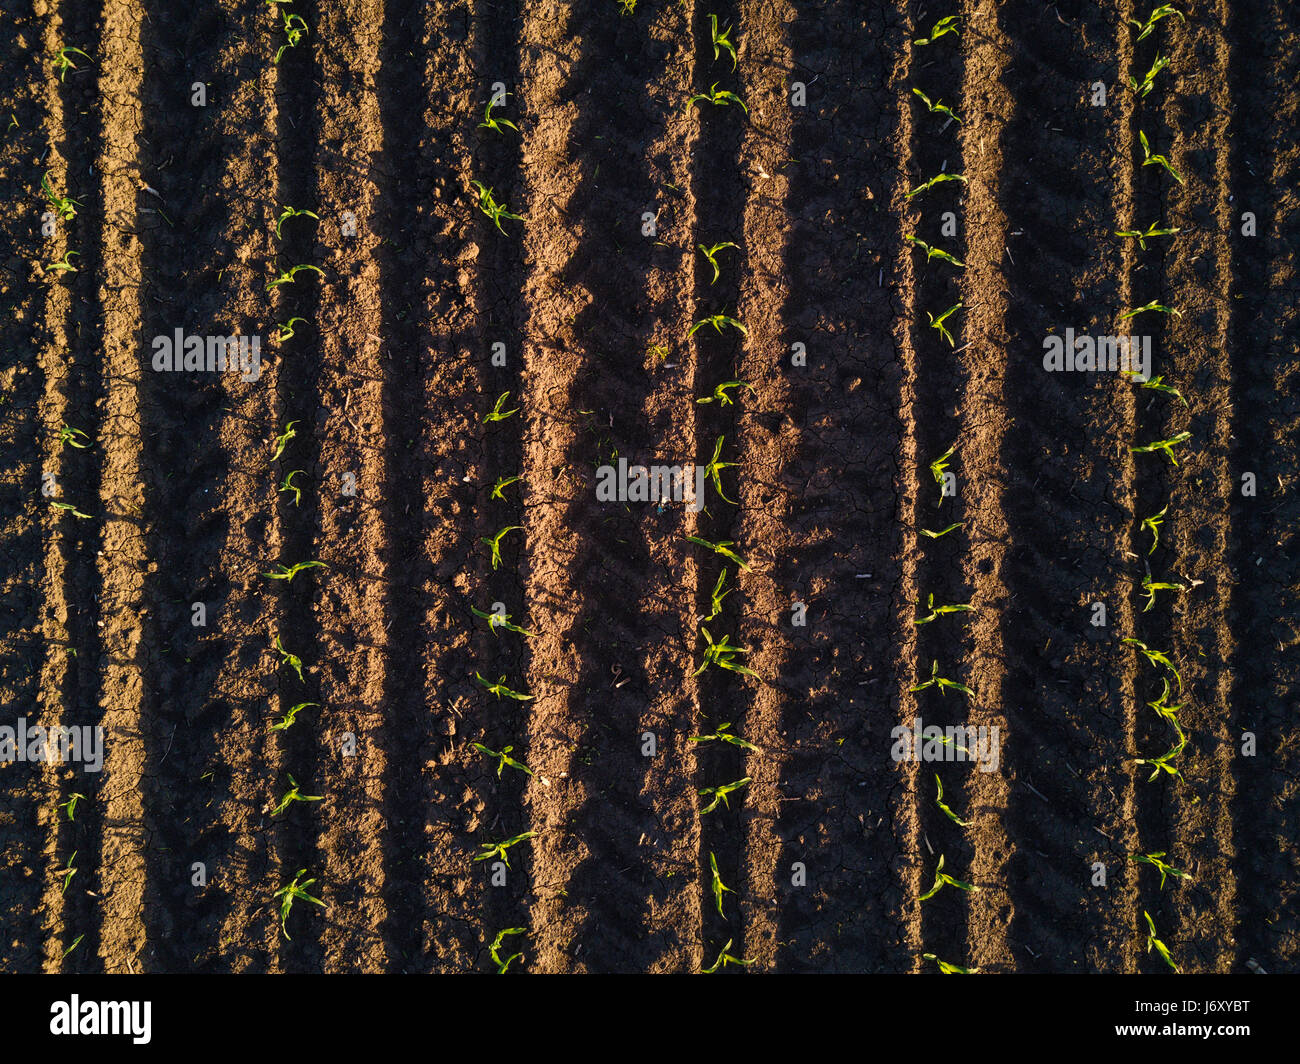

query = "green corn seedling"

[474,672,534,702]
[1131,852,1192,890]
[905,235,964,268]
[918,854,979,901]
[60,851,77,895]
[927,303,962,347]
[1129,4,1184,42]
[279,469,304,506]
[1135,726,1188,783]
[1129,53,1170,98]
[57,424,91,449]
[1130,431,1192,465]
[1141,573,1185,612]
[689,721,758,753]
[929,445,955,495]
[481,525,523,570]
[270,421,298,462]
[1115,221,1181,251]
[59,792,87,821]
[41,172,81,220]
[45,251,80,274]
[1123,638,1182,692]
[1119,299,1181,321]
[708,851,733,916]
[274,870,325,939]
[914,593,974,625]
[478,94,519,134]
[473,742,534,778]
[273,636,305,683]
[703,568,732,622]
[53,47,91,81]
[262,560,327,582]
[914,16,959,46]
[483,391,519,423]
[709,15,738,68]
[1142,910,1180,972]
[274,12,308,64]
[1140,505,1167,555]
[617,0,637,14]
[694,627,759,679]
[50,501,92,519]
[269,701,318,732]
[267,263,323,290]
[689,313,747,337]
[699,777,751,815]
[469,180,523,231]
[1139,130,1185,185]
[923,953,976,974]
[701,939,753,973]
[686,535,751,572]
[686,83,747,114]
[934,775,969,827]
[905,173,968,200]
[274,205,318,239]
[1146,679,1184,729]
[910,660,973,698]
[271,774,323,816]
[911,87,961,124]
[471,605,536,638]
[921,522,963,540]
[1124,372,1186,406]
[474,831,537,868]
[490,474,523,500]
[697,380,752,406]
[488,927,526,973]
[62,934,84,961]
[703,436,738,504]
[273,317,308,342]
[698,241,738,284]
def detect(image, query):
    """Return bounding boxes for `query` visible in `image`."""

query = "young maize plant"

[481,525,523,570]
[703,436,738,505]
[1134,724,1188,783]
[708,851,733,917]
[616,0,637,14]
[686,535,751,572]
[1138,130,1185,185]
[1129,431,1192,465]
[918,854,980,901]
[689,313,747,337]
[60,851,77,895]
[1128,53,1170,98]
[274,10,308,64]
[469,180,523,231]
[490,474,523,500]
[41,172,81,220]
[58,792,87,822]
[488,928,526,973]
[934,774,969,828]
[709,14,738,69]
[471,605,536,638]
[483,391,519,423]
[904,235,963,268]
[1146,679,1185,730]
[1141,573,1185,612]
[271,774,323,816]
[928,445,955,496]
[926,302,962,347]
[920,522,963,540]
[1122,637,1182,692]
[1142,910,1180,972]
[45,251,80,274]
[269,701,318,733]
[914,593,974,626]
[57,424,91,449]
[270,420,298,462]
[694,628,759,680]
[279,469,305,506]
[473,831,537,868]
[905,173,968,201]
[273,636,305,684]
[685,83,747,115]
[1119,299,1181,321]
[922,953,976,974]
[273,317,308,342]
[702,568,732,623]
[478,94,519,134]
[266,263,324,290]
[274,205,318,239]
[1124,371,1186,406]
[1140,506,1167,554]
[697,380,752,406]
[1131,852,1192,890]
[914,15,959,46]
[262,560,328,582]
[473,742,534,778]
[52,46,91,81]
[699,777,751,815]
[910,660,973,698]
[50,501,92,519]
[911,87,961,125]
[689,721,758,753]
[701,939,753,973]
[697,241,738,284]
[1114,221,1181,251]
[474,672,534,702]
[273,870,325,940]
[1129,4,1184,42]
[62,934,84,961]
